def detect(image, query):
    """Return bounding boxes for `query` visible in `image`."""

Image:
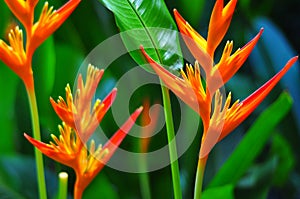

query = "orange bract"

[141,0,298,157]
[0,0,80,88]
[25,65,143,199]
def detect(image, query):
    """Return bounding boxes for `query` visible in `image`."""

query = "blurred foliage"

[0,0,299,198]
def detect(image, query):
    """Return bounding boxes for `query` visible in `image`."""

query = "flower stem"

[160,82,182,199]
[193,156,208,199]
[139,155,151,199]
[25,83,47,199]
[58,172,68,199]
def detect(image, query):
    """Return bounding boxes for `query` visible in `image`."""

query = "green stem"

[160,82,182,199]
[139,170,151,199]
[25,85,47,199]
[193,157,207,199]
[58,172,68,199]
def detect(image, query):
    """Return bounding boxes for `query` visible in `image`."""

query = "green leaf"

[271,133,295,186]
[208,92,293,187]
[83,173,119,199]
[98,0,183,73]
[0,1,11,35]
[33,36,56,127]
[202,184,234,199]
[0,155,58,199]
[177,0,205,27]
[0,64,19,154]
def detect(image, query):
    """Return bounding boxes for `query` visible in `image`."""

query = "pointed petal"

[50,97,76,128]
[220,56,298,139]
[174,10,213,73]
[98,88,117,121]
[141,46,201,114]
[4,0,30,27]
[30,0,80,52]
[90,107,143,174]
[24,133,75,166]
[217,29,264,84]
[82,88,118,142]
[207,0,237,57]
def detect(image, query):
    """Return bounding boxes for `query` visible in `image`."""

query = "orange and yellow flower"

[141,0,298,158]
[0,0,80,88]
[25,64,143,199]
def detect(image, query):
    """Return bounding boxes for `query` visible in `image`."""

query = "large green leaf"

[98,0,183,73]
[208,92,293,187]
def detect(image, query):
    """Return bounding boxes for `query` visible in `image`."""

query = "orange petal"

[141,46,201,115]
[91,107,143,174]
[207,0,237,57]
[4,0,31,28]
[30,0,80,52]
[174,10,212,73]
[217,28,264,84]
[81,88,118,142]
[50,97,76,128]
[24,133,75,167]
[220,56,298,140]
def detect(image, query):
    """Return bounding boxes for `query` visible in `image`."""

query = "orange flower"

[25,64,143,199]
[200,56,297,156]
[0,26,29,82]
[0,0,80,87]
[141,50,298,157]
[174,4,263,92]
[29,0,81,54]
[50,64,116,142]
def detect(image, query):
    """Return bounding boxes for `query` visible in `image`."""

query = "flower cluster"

[141,0,298,158]
[0,0,80,88]
[25,64,143,199]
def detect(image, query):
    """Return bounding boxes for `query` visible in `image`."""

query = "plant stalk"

[193,156,208,199]
[25,82,47,199]
[160,82,182,199]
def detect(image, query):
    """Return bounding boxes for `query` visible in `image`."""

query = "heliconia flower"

[1,0,80,88]
[141,47,210,129]
[0,26,30,83]
[201,56,298,157]
[24,107,143,199]
[173,0,237,61]
[50,64,116,142]
[174,5,263,92]
[141,47,298,143]
[29,0,81,54]
[24,64,143,199]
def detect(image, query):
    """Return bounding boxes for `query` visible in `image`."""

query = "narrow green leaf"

[202,184,234,199]
[98,0,183,72]
[208,92,293,187]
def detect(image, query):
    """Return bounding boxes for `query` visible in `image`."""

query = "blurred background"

[0,0,299,198]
